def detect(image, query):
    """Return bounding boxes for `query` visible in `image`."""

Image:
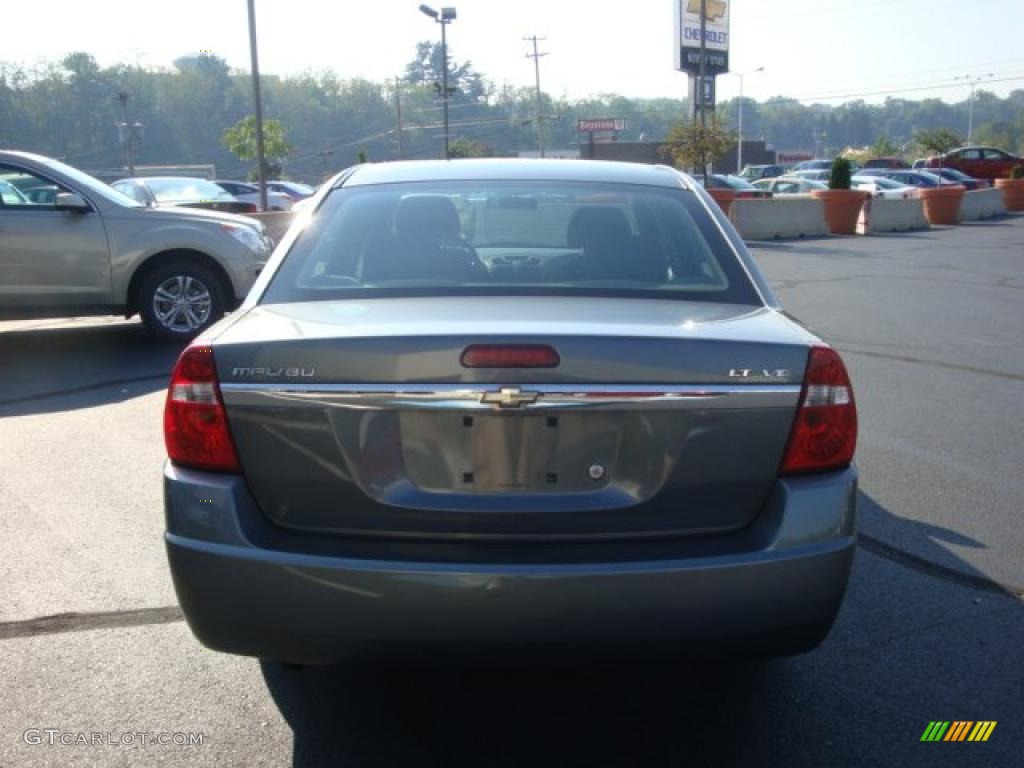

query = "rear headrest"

[567,206,633,249]
[394,195,461,240]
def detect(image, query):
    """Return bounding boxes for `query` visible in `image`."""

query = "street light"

[729,66,764,174]
[954,73,994,144]
[247,0,268,210]
[419,4,457,159]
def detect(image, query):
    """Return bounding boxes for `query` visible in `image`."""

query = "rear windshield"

[261,180,761,305]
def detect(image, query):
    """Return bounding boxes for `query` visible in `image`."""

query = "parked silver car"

[753,177,829,194]
[0,151,271,339]
[164,159,858,664]
[111,176,257,215]
[212,180,294,211]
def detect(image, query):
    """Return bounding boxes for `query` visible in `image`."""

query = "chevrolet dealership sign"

[674,0,730,75]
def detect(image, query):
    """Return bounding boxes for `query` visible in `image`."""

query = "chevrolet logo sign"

[687,0,727,22]
[480,387,540,409]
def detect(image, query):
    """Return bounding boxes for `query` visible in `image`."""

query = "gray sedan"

[164,159,858,664]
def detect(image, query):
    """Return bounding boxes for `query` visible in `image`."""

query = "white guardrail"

[857,196,929,234]
[729,196,829,240]
[959,188,1006,221]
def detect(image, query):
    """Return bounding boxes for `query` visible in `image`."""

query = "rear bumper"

[165,463,857,663]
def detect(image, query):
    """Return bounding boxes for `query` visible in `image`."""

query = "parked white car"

[753,177,828,195]
[851,176,918,200]
[788,169,832,182]
[212,180,293,211]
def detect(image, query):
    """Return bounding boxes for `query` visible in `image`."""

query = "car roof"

[340,159,690,189]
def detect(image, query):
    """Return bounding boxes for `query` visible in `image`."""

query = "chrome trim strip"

[220,382,801,411]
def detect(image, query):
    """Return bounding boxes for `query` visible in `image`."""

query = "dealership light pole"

[697,0,707,129]
[954,73,994,144]
[731,66,764,174]
[247,0,268,210]
[419,5,457,159]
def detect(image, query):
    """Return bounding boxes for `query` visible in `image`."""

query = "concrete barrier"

[246,211,296,245]
[857,196,929,234]
[729,196,828,240]
[959,188,1006,221]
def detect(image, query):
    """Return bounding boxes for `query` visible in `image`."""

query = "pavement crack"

[0,606,184,640]
[858,533,1024,598]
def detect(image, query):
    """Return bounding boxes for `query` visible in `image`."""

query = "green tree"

[404,41,489,104]
[447,137,492,158]
[221,116,292,178]
[870,135,898,157]
[914,127,963,157]
[662,118,735,177]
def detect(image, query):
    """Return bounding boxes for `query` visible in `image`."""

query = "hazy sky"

[6,0,1023,105]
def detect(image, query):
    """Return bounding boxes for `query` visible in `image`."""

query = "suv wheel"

[139,262,226,341]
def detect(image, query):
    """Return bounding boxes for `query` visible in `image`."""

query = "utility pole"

[440,17,450,158]
[698,0,708,183]
[394,76,405,159]
[318,149,335,175]
[524,35,549,158]
[955,73,994,144]
[247,0,268,211]
[115,92,142,176]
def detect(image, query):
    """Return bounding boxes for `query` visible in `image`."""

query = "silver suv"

[0,151,271,339]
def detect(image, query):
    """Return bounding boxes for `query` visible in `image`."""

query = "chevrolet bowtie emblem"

[687,0,727,22]
[480,387,540,408]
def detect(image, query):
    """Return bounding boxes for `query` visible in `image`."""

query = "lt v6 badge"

[729,369,790,378]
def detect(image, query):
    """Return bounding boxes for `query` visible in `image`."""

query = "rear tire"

[138,262,226,341]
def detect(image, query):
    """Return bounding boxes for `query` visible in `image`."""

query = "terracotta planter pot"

[810,189,867,235]
[707,189,736,215]
[995,178,1024,211]
[919,185,965,225]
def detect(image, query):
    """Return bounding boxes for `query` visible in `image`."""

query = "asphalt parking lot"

[1,218,1022,767]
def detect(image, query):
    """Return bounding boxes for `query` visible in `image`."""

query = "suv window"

[263,180,762,306]
[0,167,68,209]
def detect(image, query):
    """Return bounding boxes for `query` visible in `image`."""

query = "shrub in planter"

[994,165,1024,211]
[810,157,866,234]
[829,156,853,190]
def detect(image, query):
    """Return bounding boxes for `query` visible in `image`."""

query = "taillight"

[461,344,560,368]
[164,345,241,472]
[779,346,857,475]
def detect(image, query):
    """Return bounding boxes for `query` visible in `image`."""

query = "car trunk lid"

[214,297,814,542]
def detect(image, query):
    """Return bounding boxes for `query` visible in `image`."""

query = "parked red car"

[924,146,1021,180]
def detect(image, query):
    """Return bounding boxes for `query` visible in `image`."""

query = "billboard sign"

[577,118,626,133]
[674,0,730,75]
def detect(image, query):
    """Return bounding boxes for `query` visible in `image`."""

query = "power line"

[788,73,1024,103]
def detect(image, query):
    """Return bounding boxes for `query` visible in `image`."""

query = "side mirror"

[54,192,90,212]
